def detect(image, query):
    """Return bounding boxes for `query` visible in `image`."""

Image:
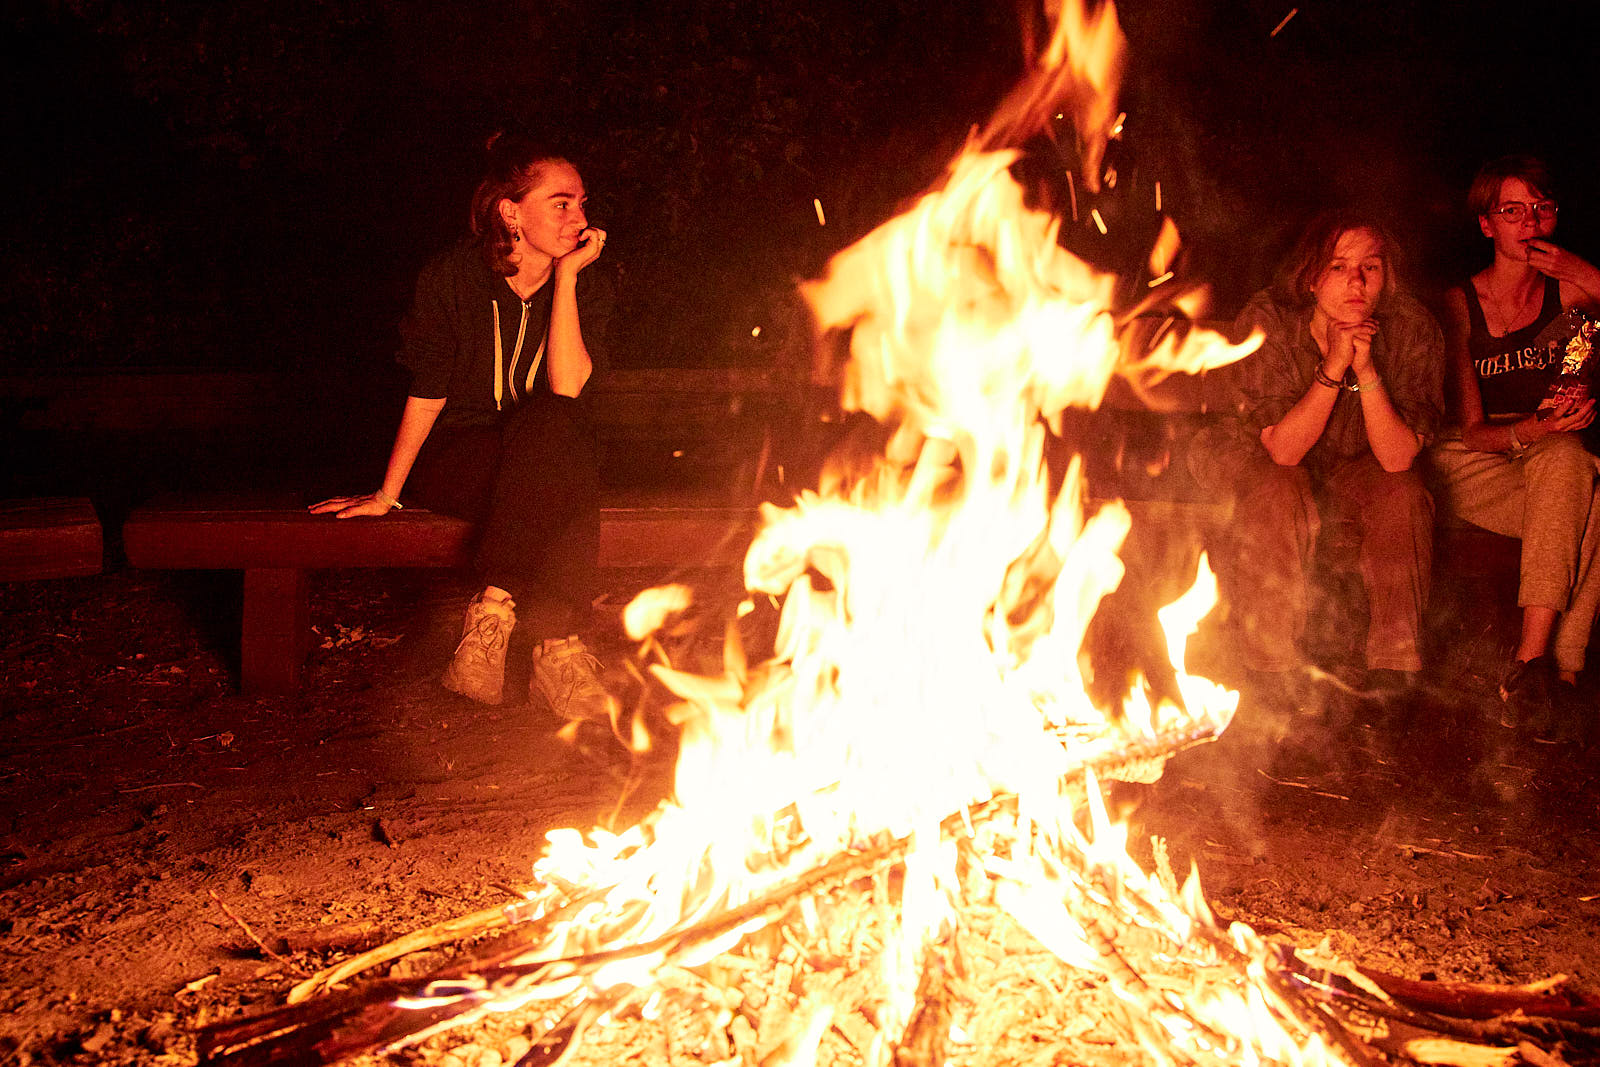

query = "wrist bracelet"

[1314,365,1343,390]
[1349,376,1382,394]
[375,489,403,511]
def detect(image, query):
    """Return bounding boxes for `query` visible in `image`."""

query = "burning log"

[200,781,1600,1067]
[1270,953,1600,1065]
[198,728,1217,1066]
[1355,971,1600,1027]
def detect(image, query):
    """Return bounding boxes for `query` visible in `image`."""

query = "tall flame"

[383,2,1363,1063]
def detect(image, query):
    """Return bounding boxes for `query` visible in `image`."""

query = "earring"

[511,226,521,242]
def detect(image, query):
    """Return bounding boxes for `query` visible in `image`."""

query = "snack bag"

[1535,308,1598,419]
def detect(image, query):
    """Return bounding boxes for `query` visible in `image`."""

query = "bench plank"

[124,493,760,571]
[124,494,474,570]
[123,491,762,693]
[0,497,103,581]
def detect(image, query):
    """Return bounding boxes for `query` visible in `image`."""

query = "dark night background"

[3,0,1597,485]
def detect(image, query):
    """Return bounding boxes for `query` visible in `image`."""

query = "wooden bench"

[123,491,762,693]
[0,497,103,581]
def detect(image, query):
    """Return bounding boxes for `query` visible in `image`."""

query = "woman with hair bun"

[313,132,613,716]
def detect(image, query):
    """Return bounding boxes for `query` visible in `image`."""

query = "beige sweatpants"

[1429,433,1600,673]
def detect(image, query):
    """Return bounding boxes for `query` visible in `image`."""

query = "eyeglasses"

[1490,200,1559,223]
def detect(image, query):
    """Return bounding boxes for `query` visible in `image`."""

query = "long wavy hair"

[1271,208,1402,310]
[469,132,569,277]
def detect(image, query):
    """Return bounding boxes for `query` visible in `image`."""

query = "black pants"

[408,394,600,642]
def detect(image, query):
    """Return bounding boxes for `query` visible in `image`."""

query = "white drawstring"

[494,295,544,408]
[506,301,531,402]
[491,300,504,411]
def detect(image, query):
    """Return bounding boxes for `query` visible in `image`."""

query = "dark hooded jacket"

[398,238,613,432]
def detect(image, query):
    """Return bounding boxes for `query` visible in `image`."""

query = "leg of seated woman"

[1223,454,1318,672]
[1519,434,1599,675]
[1431,438,1563,666]
[1548,452,1600,678]
[476,393,601,643]
[408,427,521,703]
[1322,455,1432,673]
[1429,439,1525,539]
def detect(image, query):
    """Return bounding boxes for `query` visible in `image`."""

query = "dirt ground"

[3,546,1599,1066]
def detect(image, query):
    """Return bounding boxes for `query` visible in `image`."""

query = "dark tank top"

[1467,275,1563,416]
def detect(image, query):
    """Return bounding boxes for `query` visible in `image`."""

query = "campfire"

[199,3,1600,1065]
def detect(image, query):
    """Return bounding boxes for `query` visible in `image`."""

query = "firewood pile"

[196,717,1600,1067]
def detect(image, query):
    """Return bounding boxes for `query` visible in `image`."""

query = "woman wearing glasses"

[1431,155,1600,734]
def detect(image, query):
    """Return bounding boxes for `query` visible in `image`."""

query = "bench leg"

[241,568,309,694]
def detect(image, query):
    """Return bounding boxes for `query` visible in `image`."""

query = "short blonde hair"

[1467,155,1555,219]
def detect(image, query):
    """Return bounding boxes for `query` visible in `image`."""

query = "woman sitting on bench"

[1193,209,1444,705]
[312,132,613,715]
[1429,155,1600,736]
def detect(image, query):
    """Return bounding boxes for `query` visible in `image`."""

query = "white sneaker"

[441,595,516,704]
[531,636,614,723]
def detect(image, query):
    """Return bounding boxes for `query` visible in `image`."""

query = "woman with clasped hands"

[1429,155,1600,735]
[1191,210,1443,701]
[312,132,614,718]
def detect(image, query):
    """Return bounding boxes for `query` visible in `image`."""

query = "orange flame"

[387,2,1372,1063]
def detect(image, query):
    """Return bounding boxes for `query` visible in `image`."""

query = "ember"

[197,3,1600,1067]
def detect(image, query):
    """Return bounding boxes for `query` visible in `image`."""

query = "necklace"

[1482,272,1538,336]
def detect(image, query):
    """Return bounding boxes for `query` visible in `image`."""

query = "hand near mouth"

[1526,238,1567,269]
[1523,238,1600,295]
[557,227,608,279]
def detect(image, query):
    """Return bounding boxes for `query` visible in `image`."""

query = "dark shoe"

[1538,678,1589,745]
[1359,668,1418,729]
[1365,668,1417,695]
[1499,656,1554,730]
